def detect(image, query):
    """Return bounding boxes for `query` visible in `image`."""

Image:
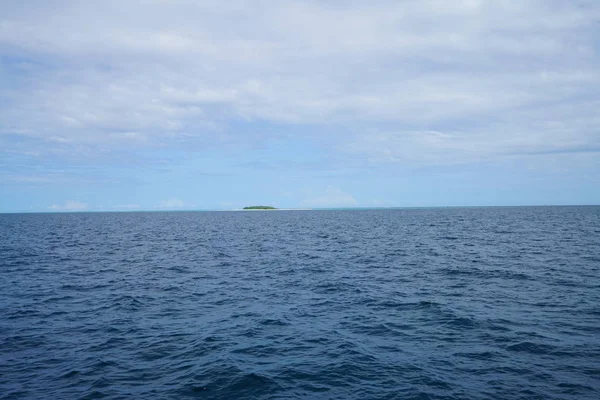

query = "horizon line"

[1,204,599,215]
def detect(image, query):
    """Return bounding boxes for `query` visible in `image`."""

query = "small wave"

[42,295,75,303]
[358,322,412,338]
[231,344,277,357]
[60,370,80,378]
[454,350,500,360]
[505,341,557,355]
[182,369,281,398]
[60,284,110,291]
[78,390,107,399]
[259,318,289,326]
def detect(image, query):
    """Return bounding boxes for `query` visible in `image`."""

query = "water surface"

[1,207,599,399]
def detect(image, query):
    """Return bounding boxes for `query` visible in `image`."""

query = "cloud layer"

[302,186,357,208]
[2,1,599,157]
[49,200,88,211]
[1,1,599,210]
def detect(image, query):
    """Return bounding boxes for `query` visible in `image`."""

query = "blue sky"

[1,0,599,212]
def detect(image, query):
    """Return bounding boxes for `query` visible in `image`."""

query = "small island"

[243,205,277,210]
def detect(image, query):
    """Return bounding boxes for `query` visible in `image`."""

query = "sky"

[1,0,599,212]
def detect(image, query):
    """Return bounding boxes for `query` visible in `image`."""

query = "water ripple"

[1,206,600,399]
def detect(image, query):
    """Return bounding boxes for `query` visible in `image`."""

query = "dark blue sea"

[1,207,599,399]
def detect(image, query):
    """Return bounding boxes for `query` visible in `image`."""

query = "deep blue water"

[1,207,599,399]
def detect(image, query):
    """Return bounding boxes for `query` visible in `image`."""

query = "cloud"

[157,198,185,209]
[48,200,88,211]
[0,0,599,167]
[114,203,141,210]
[302,187,357,208]
[368,199,396,207]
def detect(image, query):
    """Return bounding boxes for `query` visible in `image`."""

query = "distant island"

[243,205,277,210]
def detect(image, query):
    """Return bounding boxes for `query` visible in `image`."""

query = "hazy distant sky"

[1,0,599,212]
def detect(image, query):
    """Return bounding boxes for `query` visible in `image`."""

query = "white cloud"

[368,199,396,207]
[114,204,141,210]
[158,198,185,209]
[1,0,599,165]
[302,186,357,208]
[48,200,88,211]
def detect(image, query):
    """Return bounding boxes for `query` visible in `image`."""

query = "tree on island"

[243,205,277,210]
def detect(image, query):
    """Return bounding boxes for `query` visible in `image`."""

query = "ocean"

[1,207,599,399]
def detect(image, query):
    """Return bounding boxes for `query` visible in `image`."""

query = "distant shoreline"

[1,205,599,214]
[235,208,313,211]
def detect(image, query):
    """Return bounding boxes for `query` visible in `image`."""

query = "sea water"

[1,207,599,399]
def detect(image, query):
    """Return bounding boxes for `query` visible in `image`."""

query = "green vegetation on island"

[243,205,277,210]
